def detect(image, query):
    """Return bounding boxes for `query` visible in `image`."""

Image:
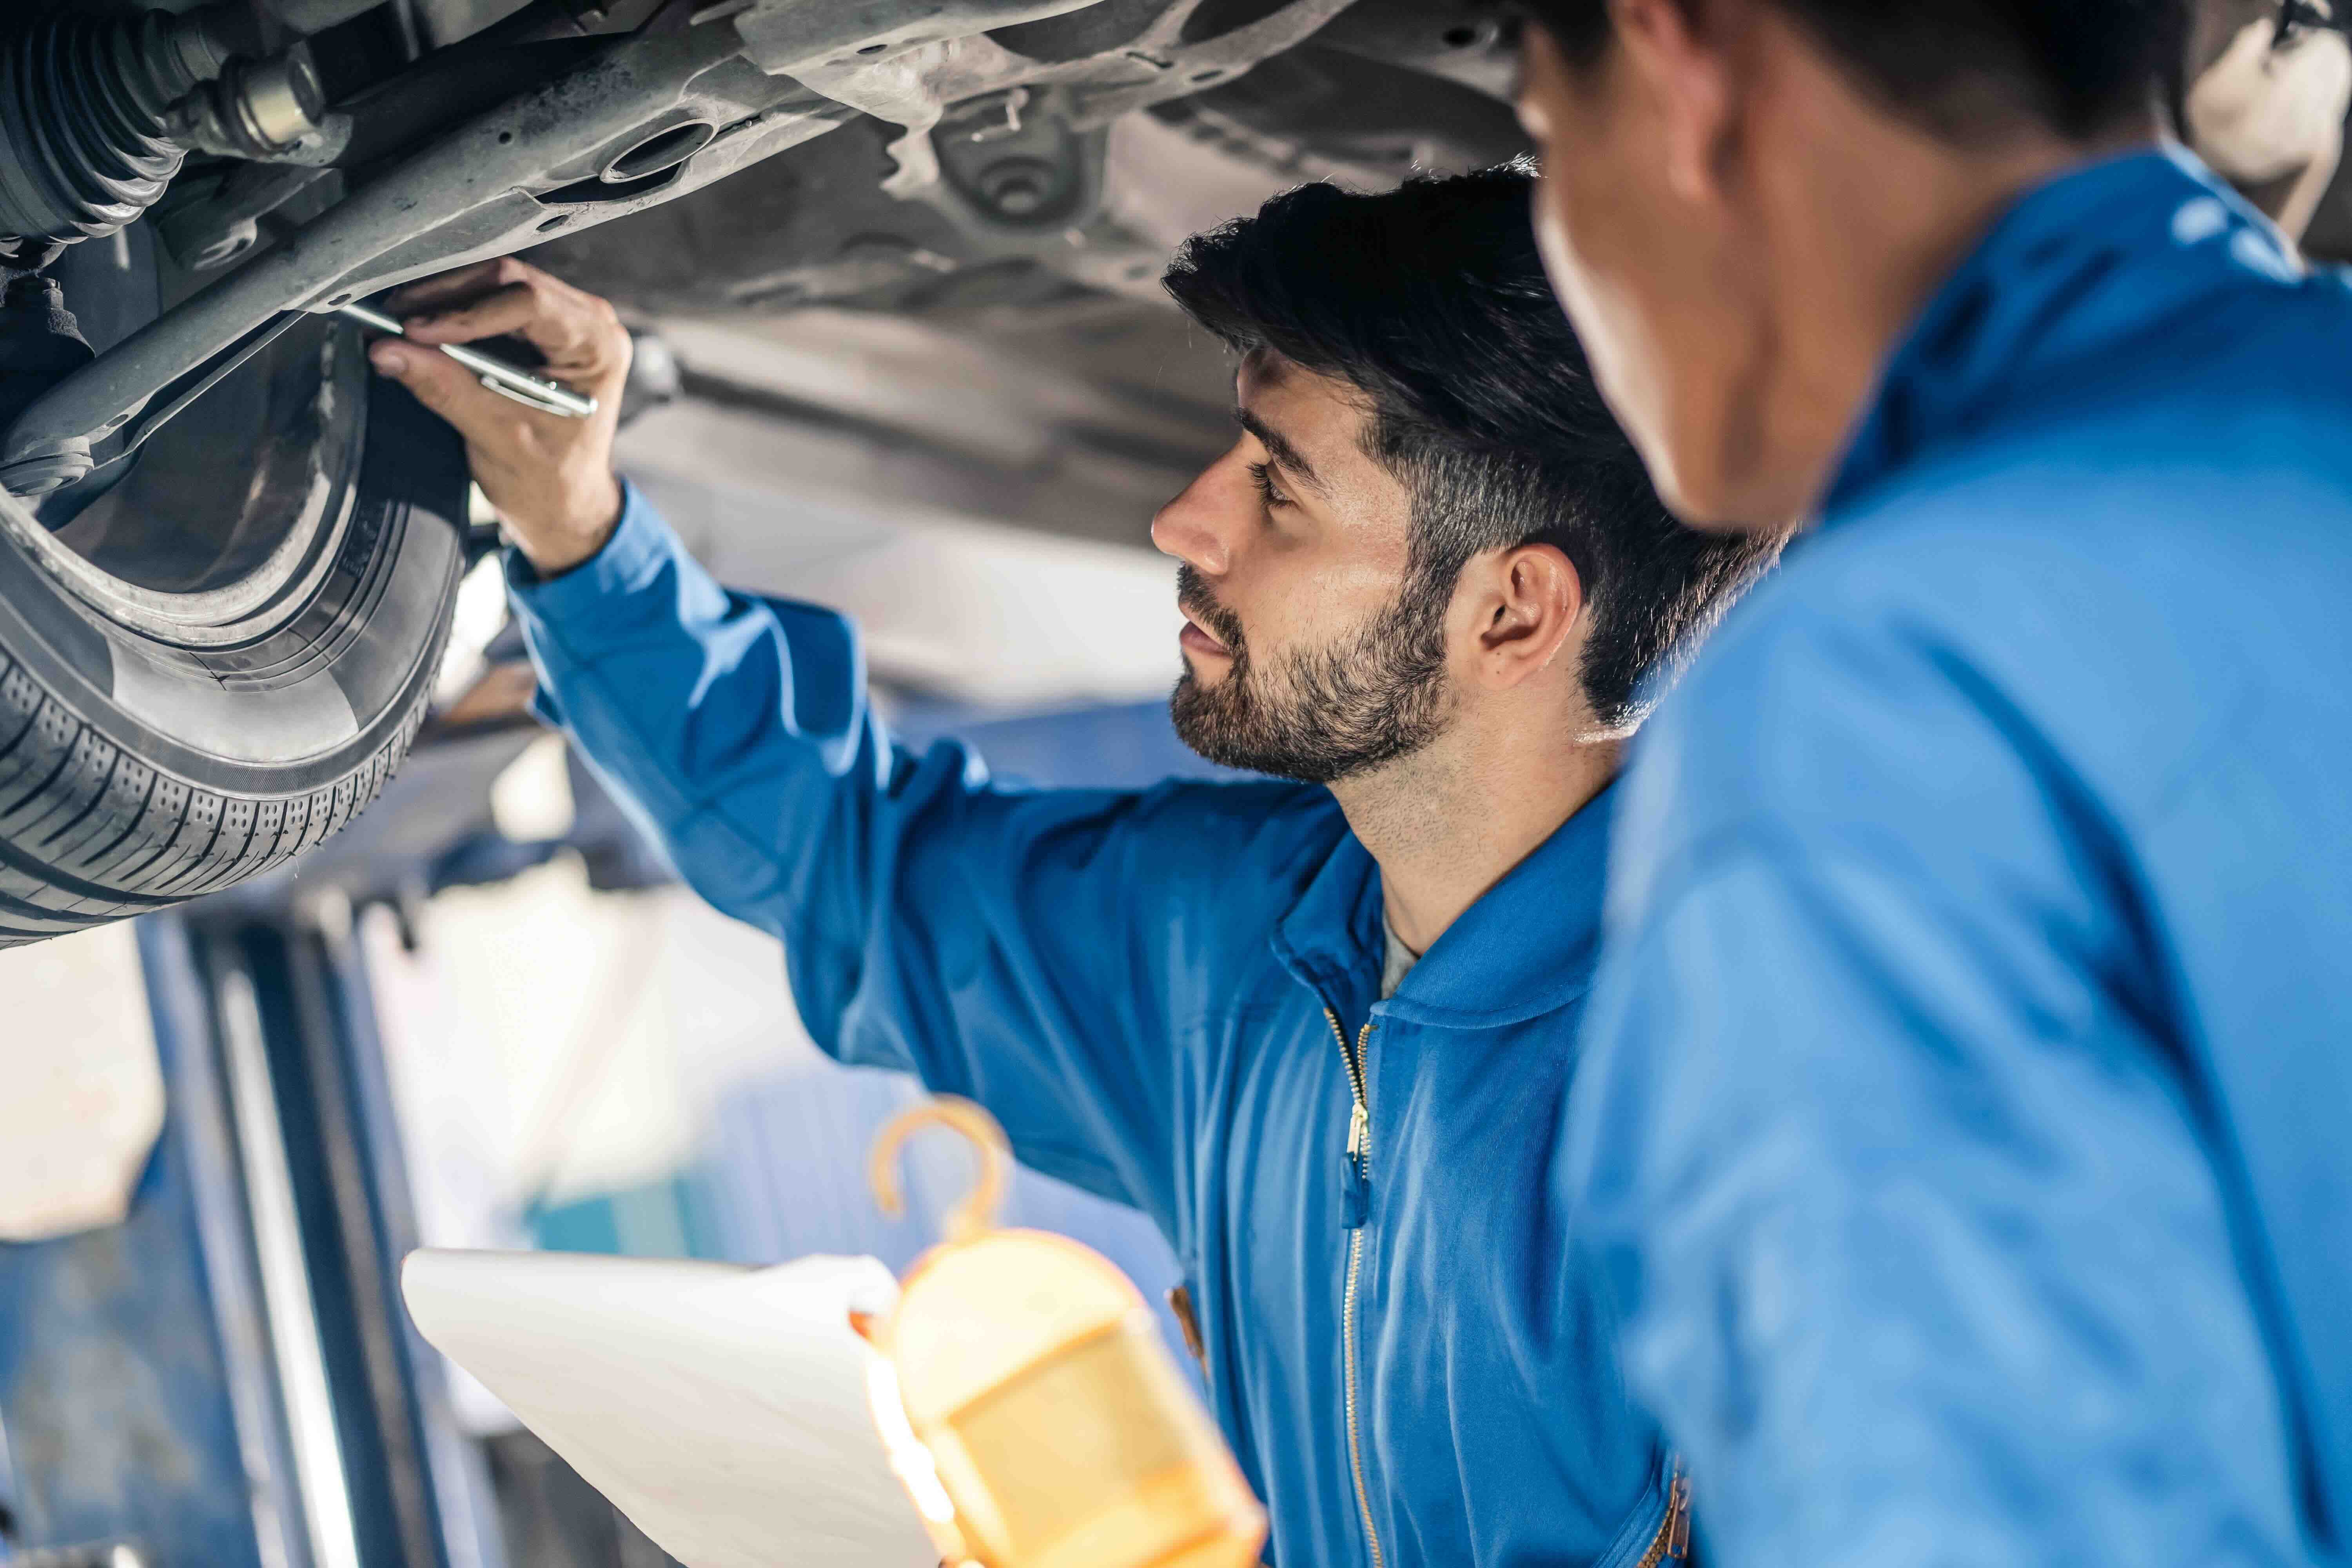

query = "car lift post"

[0,912,502,1568]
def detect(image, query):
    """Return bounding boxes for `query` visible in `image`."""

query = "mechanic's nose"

[1150,460,1238,576]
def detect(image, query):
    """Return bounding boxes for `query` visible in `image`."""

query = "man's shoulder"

[1087,776,1356,978]
[995,772,1348,895]
[1720,281,2352,688]
[1637,342,2352,882]
[1816,260,2352,581]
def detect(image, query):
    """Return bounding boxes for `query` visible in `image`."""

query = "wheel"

[0,225,467,946]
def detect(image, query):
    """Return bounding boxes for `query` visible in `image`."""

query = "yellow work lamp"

[857,1097,1268,1568]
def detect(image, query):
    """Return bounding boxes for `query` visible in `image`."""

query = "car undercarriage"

[0,0,1522,494]
[0,0,2343,940]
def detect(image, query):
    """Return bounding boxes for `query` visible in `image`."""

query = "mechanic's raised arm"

[368,260,1189,1227]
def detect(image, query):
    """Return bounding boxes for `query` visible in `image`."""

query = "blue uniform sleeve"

[506,483,1205,1228]
[1570,606,2311,1567]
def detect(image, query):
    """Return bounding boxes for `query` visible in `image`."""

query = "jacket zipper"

[1325,1007,1384,1568]
[1632,1462,1691,1568]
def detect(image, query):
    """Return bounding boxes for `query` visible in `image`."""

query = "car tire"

[0,358,466,947]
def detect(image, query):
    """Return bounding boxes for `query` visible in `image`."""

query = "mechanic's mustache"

[1176,565,1248,656]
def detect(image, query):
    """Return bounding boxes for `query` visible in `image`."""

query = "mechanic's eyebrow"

[1236,407,1330,497]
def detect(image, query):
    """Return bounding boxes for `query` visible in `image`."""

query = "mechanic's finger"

[367,336,526,443]
[403,280,621,377]
[399,282,546,346]
[383,259,514,317]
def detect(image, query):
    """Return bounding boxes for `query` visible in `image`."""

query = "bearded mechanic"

[370,166,1777,1567]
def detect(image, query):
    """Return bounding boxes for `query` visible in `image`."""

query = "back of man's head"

[1162,163,1777,733]
[1514,0,2185,143]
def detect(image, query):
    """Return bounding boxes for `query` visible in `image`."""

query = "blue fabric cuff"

[503,477,672,622]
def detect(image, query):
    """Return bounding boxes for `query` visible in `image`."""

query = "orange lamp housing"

[857,1097,1268,1568]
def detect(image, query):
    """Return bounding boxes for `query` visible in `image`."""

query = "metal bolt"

[162,44,327,160]
[0,440,94,497]
[975,157,1056,219]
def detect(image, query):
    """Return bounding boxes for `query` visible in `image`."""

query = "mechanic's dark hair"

[1508,0,2184,143]
[1162,162,1776,733]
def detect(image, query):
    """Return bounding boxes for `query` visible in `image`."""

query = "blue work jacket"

[1572,149,2352,1567]
[508,492,1679,1568]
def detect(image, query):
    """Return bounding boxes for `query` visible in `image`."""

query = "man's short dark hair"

[1510,0,2185,143]
[1161,162,1775,734]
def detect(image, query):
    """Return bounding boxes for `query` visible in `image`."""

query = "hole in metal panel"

[601,121,717,184]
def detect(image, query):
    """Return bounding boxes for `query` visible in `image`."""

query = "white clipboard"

[401,1248,935,1568]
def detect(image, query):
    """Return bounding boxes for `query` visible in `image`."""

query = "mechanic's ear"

[1465,543,1583,690]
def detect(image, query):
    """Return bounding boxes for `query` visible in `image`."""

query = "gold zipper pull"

[1347,1100,1368,1160]
[1666,1468,1691,1560]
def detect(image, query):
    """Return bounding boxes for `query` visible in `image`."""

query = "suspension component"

[165,48,330,163]
[0,274,96,485]
[0,6,326,249]
[0,8,236,245]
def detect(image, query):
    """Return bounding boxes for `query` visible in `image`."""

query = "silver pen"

[336,300,600,419]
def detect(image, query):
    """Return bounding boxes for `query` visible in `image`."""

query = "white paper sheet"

[401,1249,934,1568]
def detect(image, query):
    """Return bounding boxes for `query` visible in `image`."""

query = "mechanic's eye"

[1249,462,1292,511]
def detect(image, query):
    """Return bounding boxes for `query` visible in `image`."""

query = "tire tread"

[0,642,432,938]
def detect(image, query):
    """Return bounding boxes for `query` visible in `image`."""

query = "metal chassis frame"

[0,0,1361,482]
[2,12,844,477]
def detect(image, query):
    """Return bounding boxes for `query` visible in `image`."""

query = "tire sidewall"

[0,377,468,800]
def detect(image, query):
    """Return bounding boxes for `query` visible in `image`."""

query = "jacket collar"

[1269,782,1616,1032]
[1824,147,2300,524]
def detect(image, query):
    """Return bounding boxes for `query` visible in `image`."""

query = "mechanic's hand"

[367,258,632,575]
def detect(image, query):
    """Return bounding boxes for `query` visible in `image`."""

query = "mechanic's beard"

[1168,564,1454,785]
